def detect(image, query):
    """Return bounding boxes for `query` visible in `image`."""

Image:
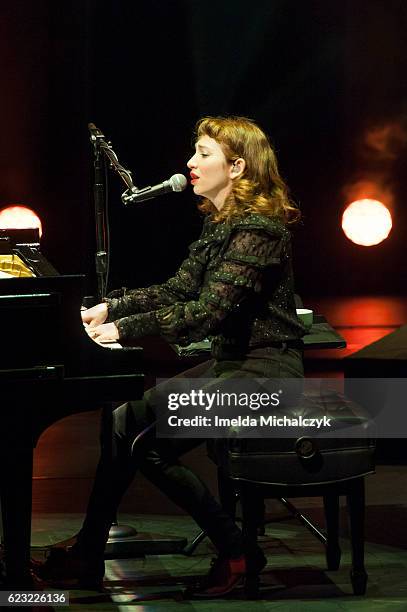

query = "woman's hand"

[87,322,119,343]
[81,302,108,328]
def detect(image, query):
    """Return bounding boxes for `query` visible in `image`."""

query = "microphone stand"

[87,124,186,558]
[88,124,141,551]
[89,125,107,302]
[88,123,137,301]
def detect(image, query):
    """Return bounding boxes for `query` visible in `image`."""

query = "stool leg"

[323,493,341,570]
[239,484,264,599]
[346,478,368,595]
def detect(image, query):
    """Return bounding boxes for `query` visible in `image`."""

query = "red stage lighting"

[0,205,42,238]
[342,199,392,246]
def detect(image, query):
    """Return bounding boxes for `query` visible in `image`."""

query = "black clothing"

[105,214,306,348]
[78,213,305,560]
[77,347,303,559]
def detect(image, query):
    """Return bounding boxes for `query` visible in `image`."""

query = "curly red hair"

[194,116,300,225]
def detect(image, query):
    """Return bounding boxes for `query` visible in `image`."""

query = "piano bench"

[209,391,376,598]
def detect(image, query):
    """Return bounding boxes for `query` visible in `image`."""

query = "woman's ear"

[230,158,246,179]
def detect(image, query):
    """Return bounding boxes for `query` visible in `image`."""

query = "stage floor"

[30,465,407,610]
[24,295,407,608]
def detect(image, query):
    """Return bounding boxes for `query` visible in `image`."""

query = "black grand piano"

[0,229,144,586]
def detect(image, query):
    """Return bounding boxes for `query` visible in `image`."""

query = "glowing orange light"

[342,199,392,246]
[0,206,42,238]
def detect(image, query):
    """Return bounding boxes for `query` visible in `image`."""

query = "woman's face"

[187,135,234,209]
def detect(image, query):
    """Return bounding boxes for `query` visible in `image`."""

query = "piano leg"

[0,446,34,586]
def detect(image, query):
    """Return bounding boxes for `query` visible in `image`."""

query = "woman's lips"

[190,173,199,184]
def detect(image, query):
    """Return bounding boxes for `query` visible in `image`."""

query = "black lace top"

[105,213,306,352]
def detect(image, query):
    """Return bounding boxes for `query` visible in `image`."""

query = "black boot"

[32,546,105,590]
[186,546,267,598]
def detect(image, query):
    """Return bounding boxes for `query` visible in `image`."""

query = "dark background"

[1,0,406,298]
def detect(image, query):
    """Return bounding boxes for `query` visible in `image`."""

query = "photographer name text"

[167,414,332,428]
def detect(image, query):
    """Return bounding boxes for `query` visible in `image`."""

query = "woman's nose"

[187,155,196,169]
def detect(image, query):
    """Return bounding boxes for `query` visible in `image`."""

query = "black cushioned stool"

[212,389,376,598]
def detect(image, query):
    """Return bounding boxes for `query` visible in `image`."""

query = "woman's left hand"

[87,322,119,343]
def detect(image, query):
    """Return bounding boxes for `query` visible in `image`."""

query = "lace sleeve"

[115,228,282,345]
[105,235,208,321]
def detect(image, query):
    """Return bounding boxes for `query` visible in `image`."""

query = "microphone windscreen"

[170,174,188,192]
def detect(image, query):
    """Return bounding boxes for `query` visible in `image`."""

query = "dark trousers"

[77,347,303,558]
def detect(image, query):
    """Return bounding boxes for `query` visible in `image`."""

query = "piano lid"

[0,228,58,276]
[0,227,40,249]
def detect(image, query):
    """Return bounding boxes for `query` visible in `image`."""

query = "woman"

[38,116,306,597]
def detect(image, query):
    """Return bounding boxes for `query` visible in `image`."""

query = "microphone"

[122,173,187,204]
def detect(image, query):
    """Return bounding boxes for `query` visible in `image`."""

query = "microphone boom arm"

[88,123,138,193]
[99,141,137,193]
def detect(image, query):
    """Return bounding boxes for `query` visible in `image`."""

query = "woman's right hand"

[81,302,108,328]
